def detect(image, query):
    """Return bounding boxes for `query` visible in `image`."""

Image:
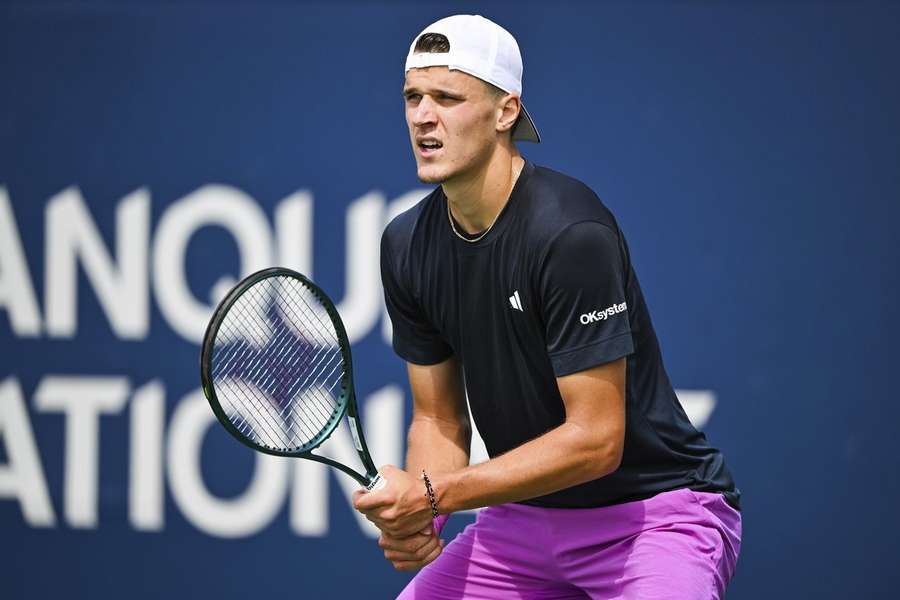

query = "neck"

[444,147,523,234]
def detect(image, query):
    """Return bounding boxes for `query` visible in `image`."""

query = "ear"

[496,94,522,135]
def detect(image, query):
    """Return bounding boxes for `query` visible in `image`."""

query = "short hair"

[414,32,451,54]
[413,32,507,100]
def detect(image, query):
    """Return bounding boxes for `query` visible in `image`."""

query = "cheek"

[449,114,493,158]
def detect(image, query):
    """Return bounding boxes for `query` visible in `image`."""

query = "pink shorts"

[397,488,742,599]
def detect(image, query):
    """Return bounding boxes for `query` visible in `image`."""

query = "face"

[403,67,504,184]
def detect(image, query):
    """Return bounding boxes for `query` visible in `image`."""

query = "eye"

[404,93,421,103]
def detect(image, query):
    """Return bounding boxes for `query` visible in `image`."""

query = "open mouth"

[418,140,443,155]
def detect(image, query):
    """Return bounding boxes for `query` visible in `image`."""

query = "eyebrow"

[402,85,465,98]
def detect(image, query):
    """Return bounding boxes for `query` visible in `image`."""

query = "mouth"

[417,139,443,158]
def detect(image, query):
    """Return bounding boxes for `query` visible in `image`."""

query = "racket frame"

[200,267,383,490]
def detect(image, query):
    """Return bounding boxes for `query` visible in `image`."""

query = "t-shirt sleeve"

[539,221,634,377]
[380,232,454,365]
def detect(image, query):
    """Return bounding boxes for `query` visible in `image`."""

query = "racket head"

[200,267,354,457]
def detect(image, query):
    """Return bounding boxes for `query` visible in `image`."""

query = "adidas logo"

[509,290,524,311]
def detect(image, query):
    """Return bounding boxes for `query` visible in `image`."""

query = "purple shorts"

[398,488,742,599]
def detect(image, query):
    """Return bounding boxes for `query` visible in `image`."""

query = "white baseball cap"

[405,15,541,143]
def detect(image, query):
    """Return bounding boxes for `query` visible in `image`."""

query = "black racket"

[200,267,385,491]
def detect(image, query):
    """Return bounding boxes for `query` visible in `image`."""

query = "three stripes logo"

[508,290,524,311]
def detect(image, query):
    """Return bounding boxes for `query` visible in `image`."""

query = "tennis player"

[353,14,742,599]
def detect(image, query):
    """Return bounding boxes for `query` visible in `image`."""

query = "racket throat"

[365,473,387,492]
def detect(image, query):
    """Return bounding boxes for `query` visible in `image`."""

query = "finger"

[379,532,433,553]
[384,542,438,561]
[382,536,437,560]
[378,464,399,477]
[384,538,440,561]
[353,492,391,512]
[382,513,433,537]
[418,539,444,564]
[410,534,441,560]
[351,488,374,510]
[391,517,435,539]
[361,508,393,526]
[391,541,443,572]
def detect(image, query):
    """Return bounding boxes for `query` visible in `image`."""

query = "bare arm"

[431,357,625,513]
[405,356,472,476]
[360,356,470,572]
[355,357,625,538]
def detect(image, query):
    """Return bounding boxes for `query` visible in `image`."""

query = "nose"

[411,95,437,127]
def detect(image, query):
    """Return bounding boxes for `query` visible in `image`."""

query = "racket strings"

[214,303,296,447]
[215,319,316,448]
[270,283,345,413]
[210,276,347,451]
[216,294,340,447]
[227,295,336,419]
[225,282,342,431]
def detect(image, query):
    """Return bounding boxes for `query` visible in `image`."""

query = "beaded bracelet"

[421,470,439,518]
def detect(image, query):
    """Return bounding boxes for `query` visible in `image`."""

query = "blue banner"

[2,2,898,598]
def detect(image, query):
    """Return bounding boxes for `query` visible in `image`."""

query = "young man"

[353,14,742,599]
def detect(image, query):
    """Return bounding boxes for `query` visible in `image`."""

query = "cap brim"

[512,103,541,143]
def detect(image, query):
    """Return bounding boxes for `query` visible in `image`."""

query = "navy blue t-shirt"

[381,160,740,509]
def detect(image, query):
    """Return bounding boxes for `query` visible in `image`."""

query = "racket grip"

[365,473,387,492]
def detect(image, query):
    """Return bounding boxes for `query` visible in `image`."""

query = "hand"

[378,529,444,572]
[352,465,434,538]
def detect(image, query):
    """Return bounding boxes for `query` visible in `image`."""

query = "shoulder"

[381,186,443,263]
[519,163,622,257]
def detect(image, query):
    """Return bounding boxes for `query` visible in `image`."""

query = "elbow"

[588,440,623,480]
[597,437,624,477]
[580,429,624,481]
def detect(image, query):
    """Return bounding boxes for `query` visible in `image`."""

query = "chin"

[416,164,448,184]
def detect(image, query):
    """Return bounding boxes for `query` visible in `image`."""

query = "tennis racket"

[200,266,385,491]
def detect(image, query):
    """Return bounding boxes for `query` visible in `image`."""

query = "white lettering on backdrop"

[0,185,715,537]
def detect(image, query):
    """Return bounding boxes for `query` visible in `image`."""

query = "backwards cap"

[405,15,541,143]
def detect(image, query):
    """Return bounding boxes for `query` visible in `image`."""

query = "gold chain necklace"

[448,161,523,243]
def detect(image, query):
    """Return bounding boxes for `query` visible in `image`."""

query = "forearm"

[432,420,622,513]
[405,414,471,475]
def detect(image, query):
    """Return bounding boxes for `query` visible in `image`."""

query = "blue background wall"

[2,1,898,598]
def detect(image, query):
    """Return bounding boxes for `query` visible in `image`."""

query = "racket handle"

[365,473,387,492]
